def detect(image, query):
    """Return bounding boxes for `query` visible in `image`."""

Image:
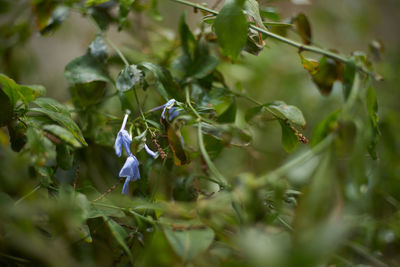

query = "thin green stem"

[256,133,336,187]
[185,86,202,120]
[14,185,40,205]
[133,86,154,137]
[197,122,229,189]
[168,0,378,79]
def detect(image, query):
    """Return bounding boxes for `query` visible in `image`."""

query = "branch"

[168,0,379,80]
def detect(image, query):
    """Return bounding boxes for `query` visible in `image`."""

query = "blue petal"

[161,99,176,119]
[168,107,180,121]
[115,130,132,157]
[119,155,140,179]
[122,178,130,194]
[144,144,157,158]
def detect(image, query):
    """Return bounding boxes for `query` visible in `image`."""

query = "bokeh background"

[1,0,400,266]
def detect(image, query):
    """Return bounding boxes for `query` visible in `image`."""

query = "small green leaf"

[88,35,108,61]
[116,65,142,92]
[343,61,356,100]
[267,101,306,128]
[201,122,251,147]
[43,124,82,148]
[7,120,27,152]
[138,62,180,100]
[0,88,12,127]
[0,73,46,107]
[244,0,267,30]
[102,216,134,265]
[64,53,111,85]
[162,221,215,261]
[311,56,341,96]
[217,97,237,123]
[40,6,69,35]
[31,98,87,146]
[56,143,74,170]
[245,105,264,122]
[279,120,298,153]
[295,13,312,45]
[311,110,340,147]
[299,53,318,75]
[214,0,249,59]
[86,0,110,6]
[168,122,190,166]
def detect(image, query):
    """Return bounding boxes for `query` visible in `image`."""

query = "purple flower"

[144,144,157,158]
[119,155,141,194]
[114,114,132,157]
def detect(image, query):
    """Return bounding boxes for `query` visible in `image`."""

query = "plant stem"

[185,86,202,120]
[14,185,40,205]
[197,122,229,189]
[168,0,378,79]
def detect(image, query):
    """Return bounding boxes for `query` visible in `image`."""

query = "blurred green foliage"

[0,0,399,266]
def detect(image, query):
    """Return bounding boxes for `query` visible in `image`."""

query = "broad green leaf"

[200,122,251,147]
[103,216,134,265]
[214,0,248,59]
[0,88,12,127]
[163,222,215,261]
[295,13,312,44]
[279,120,298,153]
[311,110,340,147]
[64,53,111,85]
[267,101,306,128]
[168,122,190,166]
[69,81,107,107]
[31,98,87,146]
[0,74,46,107]
[116,64,142,92]
[43,124,82,148]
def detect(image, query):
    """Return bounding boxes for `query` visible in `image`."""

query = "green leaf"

[244,0,267,30]
[138,62,180,100]
[0,88,12,127]
[311,110,340,147]
[299,53,318,75]
[311,56,341,96]
[69,81,107,107]
[39,6,69,35]
[56,143,74,170]
[43,124,82,148]
[86,0,110,6]
[217,97,237,123]
[267,101,306,128]
[31,98,87,146]
[245,105,263,122]
[116,65,142,92]
[0,73,46,107]
[7,120,27,152]
[162,222,215,261]
[279,120,298,153]
[88,35,108,61]
[168,122,190,166]
[295,13,312,45]
[118,0,135,29]
[200,122,251,147]
[102,216,134,265]
[64,53,111,85]
[214,0,249,59]
[343,61,356,100]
